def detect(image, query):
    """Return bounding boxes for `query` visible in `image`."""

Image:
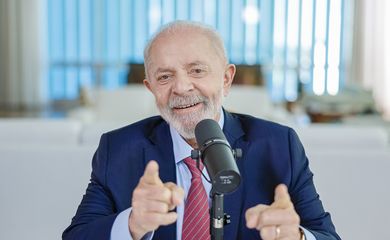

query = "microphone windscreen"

[195,119,227,146]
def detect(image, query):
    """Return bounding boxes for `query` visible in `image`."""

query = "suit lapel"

[144,120,177,239]
[222,111,249,239]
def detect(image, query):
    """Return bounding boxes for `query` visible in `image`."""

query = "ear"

[143,78,152,92]
[223,64,236,97]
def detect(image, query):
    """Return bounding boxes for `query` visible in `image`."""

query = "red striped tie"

[182,157,211,240]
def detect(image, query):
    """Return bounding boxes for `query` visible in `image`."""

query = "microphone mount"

[190,142,242,240]
[190,147,242,184]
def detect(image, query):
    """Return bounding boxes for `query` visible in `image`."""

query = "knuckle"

[168,204,175,211]
[258,212,269,224]
[177,188,185,197]
[156,202,169,213]
[161,188,172,201]
[245,207,256,218]
[161,203,169,212]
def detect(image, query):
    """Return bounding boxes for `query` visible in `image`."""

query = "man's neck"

[185,138,198,149]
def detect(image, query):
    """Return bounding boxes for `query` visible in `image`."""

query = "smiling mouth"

[173,102,201,110]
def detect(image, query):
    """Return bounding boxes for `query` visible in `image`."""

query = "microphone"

[193,119,241,194]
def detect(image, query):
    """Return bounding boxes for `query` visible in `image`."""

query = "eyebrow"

[185,61,209,68]
[153,67,175,77]
[152,61,209,77]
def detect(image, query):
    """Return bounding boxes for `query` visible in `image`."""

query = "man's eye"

[190,68,205,74]
[157,75,171,81]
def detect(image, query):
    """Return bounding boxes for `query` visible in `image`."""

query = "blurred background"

[0,0,389,239]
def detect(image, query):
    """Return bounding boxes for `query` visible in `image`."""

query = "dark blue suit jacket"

[63,111,340,240]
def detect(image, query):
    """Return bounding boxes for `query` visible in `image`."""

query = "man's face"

[144,30,235,139]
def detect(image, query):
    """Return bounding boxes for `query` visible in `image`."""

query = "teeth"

[176,103,197,109]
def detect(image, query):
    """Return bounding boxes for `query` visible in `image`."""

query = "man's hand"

[129,161,184,240]
[245,184,302,240]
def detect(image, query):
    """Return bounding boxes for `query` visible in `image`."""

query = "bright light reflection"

[313,67,325,95]
[327,67,339,95]
[313,0,328,95]
[313,43,326,95]
[287,0,299,50]
[300,0,313,50]
[273,0,286,48]
[327,0,342,95]
[242,5,260,25]
[149,3,161,34]
[314,43,326,66]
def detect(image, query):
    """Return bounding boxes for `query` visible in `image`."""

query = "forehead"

[147,30,222,70]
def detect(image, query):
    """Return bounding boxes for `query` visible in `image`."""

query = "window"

[47,0,346,101]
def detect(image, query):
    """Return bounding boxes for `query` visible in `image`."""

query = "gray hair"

[143,20,228,79]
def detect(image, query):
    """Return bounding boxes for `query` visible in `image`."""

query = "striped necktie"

[182,157,211,240]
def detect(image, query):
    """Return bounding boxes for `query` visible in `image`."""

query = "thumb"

[142,160,163,185]
[272,184,293,209]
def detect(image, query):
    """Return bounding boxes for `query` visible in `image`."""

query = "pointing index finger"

[142,160,163,185]
[272,184,293,209]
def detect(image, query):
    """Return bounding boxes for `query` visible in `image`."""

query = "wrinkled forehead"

[146,30,224,71]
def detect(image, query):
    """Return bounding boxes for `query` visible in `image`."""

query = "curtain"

[0,0,48,109]
[352,0,390,120]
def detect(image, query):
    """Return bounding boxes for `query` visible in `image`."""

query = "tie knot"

[183,157,204,179]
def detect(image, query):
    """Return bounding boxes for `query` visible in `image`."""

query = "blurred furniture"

[294,124,389,153]
[0,118,81,146]
[69,84,292,124]
[223,85,292,124]
[301,84,376,123]
[127,63,145,84]
[80,122,125,146]
[69,84,159,123]
[233,64,263,85]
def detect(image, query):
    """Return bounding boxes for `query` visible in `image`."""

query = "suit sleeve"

[62,133,118,240]
[287,128,341,240]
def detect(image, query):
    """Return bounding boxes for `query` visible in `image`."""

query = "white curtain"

[352,0,390,120]
[0,0,48,109]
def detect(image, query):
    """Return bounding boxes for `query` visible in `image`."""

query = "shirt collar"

[170,109,225,164]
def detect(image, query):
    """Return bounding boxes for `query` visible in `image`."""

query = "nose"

[172,73,194,95]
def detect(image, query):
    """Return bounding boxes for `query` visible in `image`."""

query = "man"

[63,21,340,240]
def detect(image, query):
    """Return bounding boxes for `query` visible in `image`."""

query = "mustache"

[168,95,207,108]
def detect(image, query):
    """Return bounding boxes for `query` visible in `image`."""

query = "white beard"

[157,91,223,139]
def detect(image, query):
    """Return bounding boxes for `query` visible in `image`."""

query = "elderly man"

[63,21,340,240]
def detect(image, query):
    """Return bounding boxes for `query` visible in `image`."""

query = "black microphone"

[193,119,241,194]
